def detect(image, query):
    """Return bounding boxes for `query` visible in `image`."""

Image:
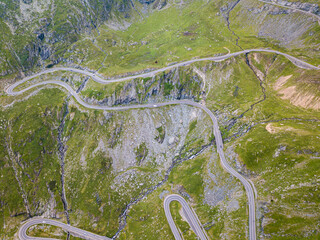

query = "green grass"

[164,82,174,96]
[1,12,319,237]
[229,0,320,66]
[27,225,68,239]
[0,88,67,237]
[63,0,235,77]
[1,0,319,83]
[191,49,320,238]
[168,156,205,199]
[155,126,165,143]
[81,79,128,101]
[119,187,174,240]
[80,65,203,104]
[121,148,248,239]
[220,53,320,239]
[188,119,198,133]
[169,201,198,239]
[134,142,148,165]
[235,120,320,238]
[205,55,263,113]
[57,0,320,79]
[61,109,157,236]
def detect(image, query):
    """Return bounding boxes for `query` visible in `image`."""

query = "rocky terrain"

[0,0,168,76]
[261,0,320,16]
[0,0,320,239]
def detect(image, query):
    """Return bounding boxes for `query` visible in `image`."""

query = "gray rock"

[22,0,32,4]
[138,0,156,5]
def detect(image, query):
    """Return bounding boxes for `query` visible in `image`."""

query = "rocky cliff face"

[81,66,204,106]
[0,0,168,76]
[0,0,134,73]
[262,0,320,16]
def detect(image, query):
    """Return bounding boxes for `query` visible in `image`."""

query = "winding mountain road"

[7,49,319,240]
[9,84,257,240]
[258,0,320,21]
[18,218,111,240]
[164,194,209,240]
[7,48,319,95]
[20,194,206,240]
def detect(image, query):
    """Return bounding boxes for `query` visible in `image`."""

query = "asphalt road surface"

[7,48,319,95]
[19,194,206,240]
[258,0,320,21]
[18,218,111,240]
[164,194,209,240]
[9,81,258,240]
[9,49,318,240]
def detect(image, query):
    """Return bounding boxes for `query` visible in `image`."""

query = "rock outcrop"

[0,0,167,76]
[262,0,320,17]
[83,67,204,106]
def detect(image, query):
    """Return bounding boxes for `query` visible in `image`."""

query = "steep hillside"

[0,0,320,240]
[1,0,320,79]
[0,0,166,76]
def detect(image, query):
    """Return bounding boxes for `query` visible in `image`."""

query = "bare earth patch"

[253,53,260,64]
[274,75,320,110]
[265,123,311,135]
[279,86,320,110]
[274,75,292,90]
